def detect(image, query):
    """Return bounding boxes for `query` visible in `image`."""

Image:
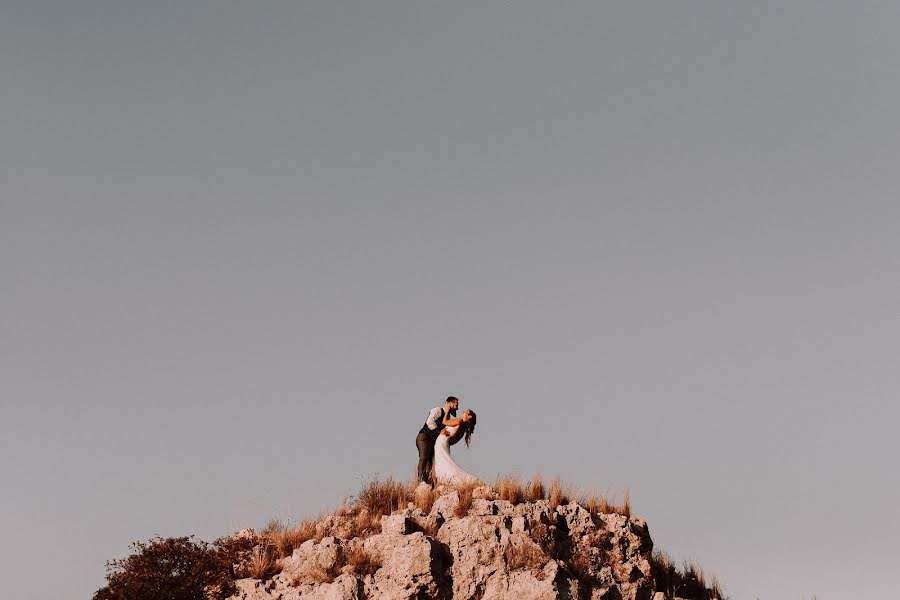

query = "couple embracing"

[415,396,478,486]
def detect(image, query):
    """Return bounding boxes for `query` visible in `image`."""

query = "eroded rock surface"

[227,486,655,600]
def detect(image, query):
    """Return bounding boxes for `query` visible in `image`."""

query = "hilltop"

[95,476,724,600]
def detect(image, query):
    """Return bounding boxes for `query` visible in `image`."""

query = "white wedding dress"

[433,426,479,485]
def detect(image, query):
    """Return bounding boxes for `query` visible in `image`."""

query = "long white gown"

[433,425,479,485]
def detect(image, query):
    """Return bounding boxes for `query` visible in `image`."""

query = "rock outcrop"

[227,485,657,600]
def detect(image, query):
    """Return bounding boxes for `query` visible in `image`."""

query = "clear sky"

[2,2,898,599]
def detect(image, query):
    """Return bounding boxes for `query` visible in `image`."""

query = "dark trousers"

[415,427,439,483]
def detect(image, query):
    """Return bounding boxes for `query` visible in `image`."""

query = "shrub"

[650,551,727,600]
[93,536,233,600]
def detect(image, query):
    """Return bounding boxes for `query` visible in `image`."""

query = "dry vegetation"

[96,475,724,600]
[650,550,726,600]
[247,543,279,579]
[262,519,319,560]
[490,473,630,517]
[345,546,381,576]
[454,480,479,517]
[292,545,381,585]
[504,539,548,572]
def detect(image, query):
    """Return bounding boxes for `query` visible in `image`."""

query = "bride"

[433,409,479,485]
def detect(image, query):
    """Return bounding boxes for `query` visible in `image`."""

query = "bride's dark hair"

[464,410,477,447]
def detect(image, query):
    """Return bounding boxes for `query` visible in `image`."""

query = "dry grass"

[504,540,548,572]
[650,551,726,600]
[495,474,525,504]
[413,484,439,513]
[355,477,412,517]
[345,546,381,576]
[709,575,726,600]
[349,509,382,539]
[262,519,319,559]
[580,488,630,517]
[294,561,342,585]
[525,473,546,502]
[548,477,568,509]
[247,544,279,579]
[565,550,600,586]
[685,560,707,589]
[451,480,479,517]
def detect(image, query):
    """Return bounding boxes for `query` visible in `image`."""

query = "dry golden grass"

[565,550,600,586]
[548,477,567,509]
[247,544,279,579]
[495,474,525,504]
[349,509,382,539]
[262,519,319,559]
[454,480,479,517]
[504,540,547,572]
[580,488,630,517]
[355,477,412,517]
[294,561,341,585]
[525,473,546,502]
[345,546,381,576]
[413,484,439,513]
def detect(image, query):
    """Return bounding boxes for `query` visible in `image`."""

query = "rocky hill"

[223,482,723,600]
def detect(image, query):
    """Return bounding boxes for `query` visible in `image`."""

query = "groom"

[415,396,459,484]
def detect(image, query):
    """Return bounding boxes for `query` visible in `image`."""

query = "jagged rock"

[379,514,412,536]
[430,489,460,518]
[363,532,442,598]
[227,489,662,600]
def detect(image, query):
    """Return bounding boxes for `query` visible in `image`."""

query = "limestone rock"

[227,488,667,600]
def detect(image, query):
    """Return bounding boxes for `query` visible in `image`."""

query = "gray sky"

[2,2,898,599]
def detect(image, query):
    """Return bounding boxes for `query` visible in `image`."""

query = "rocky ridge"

[227,484,683,600]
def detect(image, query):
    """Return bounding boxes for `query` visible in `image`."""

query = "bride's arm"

[441,414,463,427]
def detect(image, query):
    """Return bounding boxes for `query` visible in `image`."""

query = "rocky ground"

[226,484,688,600]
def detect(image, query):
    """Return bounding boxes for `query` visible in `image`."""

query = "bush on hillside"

[93,535,247,600]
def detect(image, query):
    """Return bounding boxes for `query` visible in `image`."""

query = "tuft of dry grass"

[413,484,439,514]
[495,474,525,504]
[454,481,479,517]
[685,560,707,586]
[349,510,382,539]
[525,473,546,502]
[565,550,601,586]
[345,546,381,576]
[262,519,318,559]
[548,477,567,509]
[504,540,548,572]
[580,488,630,517]
[294,562,341,585]
[650,550,726,600]
[355,477,412,517]
[247,544,279,579]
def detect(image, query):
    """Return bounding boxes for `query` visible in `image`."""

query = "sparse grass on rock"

[95,475,727,600]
